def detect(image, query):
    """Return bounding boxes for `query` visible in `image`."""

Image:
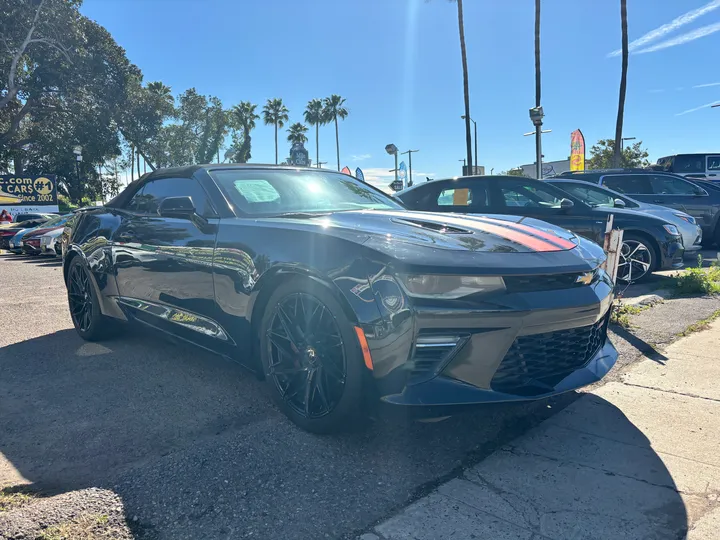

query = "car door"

[488,178,605,243]
[112,175,221,343]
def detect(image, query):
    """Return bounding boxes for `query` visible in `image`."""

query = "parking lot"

[1,252,720,539]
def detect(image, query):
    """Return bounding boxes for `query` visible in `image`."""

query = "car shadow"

[610,323,669,363]
[0,328,687,539]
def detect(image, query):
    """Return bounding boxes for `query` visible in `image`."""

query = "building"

[519,159,571,179]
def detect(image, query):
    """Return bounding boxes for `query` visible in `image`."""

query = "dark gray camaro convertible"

[62,165,617,432]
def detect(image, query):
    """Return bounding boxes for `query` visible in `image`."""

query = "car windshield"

[210,169,403,216]
[551,182,634,208]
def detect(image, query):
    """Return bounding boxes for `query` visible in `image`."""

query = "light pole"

[461,115,476,173]
[459,158,466,171]
[401,149,419,187]
[523,128,551,179]
[385,143,399,188]
[529,106,545,179]
[72,145,83,192]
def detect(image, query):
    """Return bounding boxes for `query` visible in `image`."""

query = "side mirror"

[560,198,574,211]
[693,187,707,197]
[613,198,626,208]
[159,196,196,219]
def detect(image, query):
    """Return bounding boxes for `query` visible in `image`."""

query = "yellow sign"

[570,129,586,171]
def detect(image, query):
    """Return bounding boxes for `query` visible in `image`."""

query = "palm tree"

[323,95,348,171]
[287,122,309,145]
[613,0,629,168]
[304,99,326,168]
[452,0,473,173]
[230,101,259,163]
[147,81,173,105]
[262,98,289,164]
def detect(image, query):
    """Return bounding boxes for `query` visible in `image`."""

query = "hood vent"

[391,217,473,235]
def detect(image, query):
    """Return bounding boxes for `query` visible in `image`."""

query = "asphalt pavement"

[1,253,719,539]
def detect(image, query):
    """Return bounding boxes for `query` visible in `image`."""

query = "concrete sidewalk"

[362,319,720,540]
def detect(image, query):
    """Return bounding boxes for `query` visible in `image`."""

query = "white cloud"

[675,100,720,115]
[694,81,720,88]
[635,21,720,54]
[607,0,720,57]
[351,154,371,161]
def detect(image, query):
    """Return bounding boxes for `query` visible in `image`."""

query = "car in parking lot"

[39,227,64,256]
[555,169,720,245]
[0,216,52,250]
[63,164,617,433]
[544,178,703,255]
[655,153,720,180]
[396,175,685,282]
[10,214,72,255]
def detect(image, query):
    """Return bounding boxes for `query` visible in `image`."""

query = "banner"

[570,129,586,171]
[0,174,59,216]
[355,167,365,182]
[398,161,407,189]
[341,166,352,175]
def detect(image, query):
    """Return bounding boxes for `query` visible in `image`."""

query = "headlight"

[663,224,680,236]
[397,274,505,299]
[673,213,696,225]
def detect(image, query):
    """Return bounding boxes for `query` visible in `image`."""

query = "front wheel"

[66,257,120,341]
[259,279,366,434]
[617,234,656,283]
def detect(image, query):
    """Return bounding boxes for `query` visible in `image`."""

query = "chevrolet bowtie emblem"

[576,272,595,285]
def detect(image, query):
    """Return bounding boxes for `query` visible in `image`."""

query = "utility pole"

[460,116,476,173]
[401,149,419,186]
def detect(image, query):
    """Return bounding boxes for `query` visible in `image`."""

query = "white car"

[39,227,64,257]
[547,178,703,255]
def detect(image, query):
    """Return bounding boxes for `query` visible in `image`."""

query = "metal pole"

[394,153,398,185]
[473,120,477,173]
[535,123,543,179]
[408,151,413,186]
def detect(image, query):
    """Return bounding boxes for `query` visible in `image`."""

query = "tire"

[259,278,365,434]
[66,257,120,341]
[617,233,657,283]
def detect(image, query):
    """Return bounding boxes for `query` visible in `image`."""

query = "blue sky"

[81,0,720,190]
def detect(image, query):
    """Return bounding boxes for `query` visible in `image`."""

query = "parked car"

[656,153,720,180]
[13,212,55,223]
[0,217,51,250]
[40,227,64,257]
[15,214,72,255]
[64,165,617,433]
[544,178,703,255]
[555,169,720,245]
[397,175,684,283]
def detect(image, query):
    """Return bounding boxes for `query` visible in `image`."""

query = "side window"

[500,183,562,208]
[707,156,720,172]
[602,175,653,194]
[561,185,615,207]
[673,155,704,174]
[649,175,698,195]
[437,185,489,208]
[125,178,212,216]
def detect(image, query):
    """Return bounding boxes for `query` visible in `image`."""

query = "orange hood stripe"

[473,216,577,250]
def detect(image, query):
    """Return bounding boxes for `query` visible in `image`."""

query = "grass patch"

[610,303,646,328]
[679,309,720,338]
[674,255,720,296]
[38,514,119,540]
[0,486,35,512]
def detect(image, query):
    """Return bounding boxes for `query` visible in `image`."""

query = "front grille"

[491,313,609,395]
[504,272,589,293]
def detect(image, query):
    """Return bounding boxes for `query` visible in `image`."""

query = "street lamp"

[385,144,400,190]
[529,106,544,179]
[460,115,477,174]
[400,149,419,186]
[72,145,83,190]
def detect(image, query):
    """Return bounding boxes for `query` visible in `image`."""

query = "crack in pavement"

[618,380,720,404]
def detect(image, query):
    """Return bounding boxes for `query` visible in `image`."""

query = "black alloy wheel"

[260,280,365,433]
[66,257,120,341]
[617,235,655,283]
[68,261,94,333]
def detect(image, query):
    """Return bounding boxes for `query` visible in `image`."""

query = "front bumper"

[368,277,617,406]
[659,235,685,270]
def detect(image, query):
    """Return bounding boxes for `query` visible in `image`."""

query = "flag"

[355,167,365,182]
[570,129,586,171]
[341,166,352,175]
[398,161,408,189]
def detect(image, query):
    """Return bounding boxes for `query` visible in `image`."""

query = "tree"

[323,94,348,171]
[228,101,259,163]
[304,98,326,169]
[262,98,289,164]
[501,167,526,176]
[587,139,649,169]
[451,0,473,173]
[287,122,308,145]
[613,0,629,168]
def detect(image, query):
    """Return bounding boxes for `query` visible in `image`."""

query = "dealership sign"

[0,174,59,215]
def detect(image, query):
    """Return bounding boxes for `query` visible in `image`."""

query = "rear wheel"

[617,234,656,283]
[66,257,120,341]
[259,279,365,433]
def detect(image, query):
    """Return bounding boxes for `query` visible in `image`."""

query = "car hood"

[263,209,604,275]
